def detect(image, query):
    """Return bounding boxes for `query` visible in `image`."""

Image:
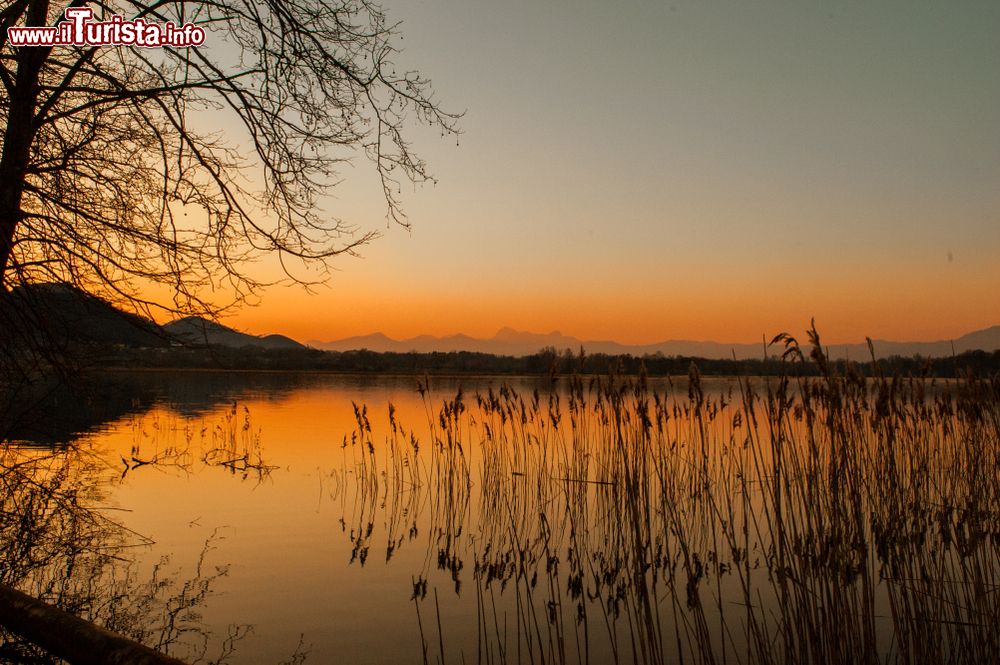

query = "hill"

[2,283,166,348]
[1,283,306,352]
[163,316,306,350]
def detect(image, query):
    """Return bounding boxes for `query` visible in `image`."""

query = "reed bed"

[335,337,1000,665]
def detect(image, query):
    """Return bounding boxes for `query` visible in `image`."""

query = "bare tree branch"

[0,0,461,326]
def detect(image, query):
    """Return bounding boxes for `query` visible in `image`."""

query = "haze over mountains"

[6,283,999,360]
[311,326,1000,360]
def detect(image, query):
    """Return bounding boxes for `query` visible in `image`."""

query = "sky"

[228,0,1000,345]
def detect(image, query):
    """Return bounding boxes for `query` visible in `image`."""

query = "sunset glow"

[6,2,1000,664]
[213,0,1000,346]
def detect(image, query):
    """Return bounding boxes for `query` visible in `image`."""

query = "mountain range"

[311,325,1000,360]
[5,283,999,360]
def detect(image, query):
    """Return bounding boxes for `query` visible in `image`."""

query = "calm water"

[3,370,997,664]
[84,372,533,664]
[9,372,615,663]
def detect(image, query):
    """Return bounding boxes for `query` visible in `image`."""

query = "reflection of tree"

[0,444,247,663]
[0,369,312,447]
[0,446,128,590]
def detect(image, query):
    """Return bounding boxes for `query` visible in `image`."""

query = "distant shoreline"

[81,344,1000,379]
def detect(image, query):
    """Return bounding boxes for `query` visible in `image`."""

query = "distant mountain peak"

[168,315,233,333]
[313,324,1000,360]
[493,327,567,342]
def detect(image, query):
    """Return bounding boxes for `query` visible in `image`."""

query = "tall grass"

[336,334,1000,665]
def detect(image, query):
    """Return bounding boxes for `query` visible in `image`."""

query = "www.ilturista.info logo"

[7,7,205,47]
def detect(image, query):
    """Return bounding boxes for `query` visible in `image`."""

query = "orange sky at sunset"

[229,251,1000,345]
[214,0,999,346]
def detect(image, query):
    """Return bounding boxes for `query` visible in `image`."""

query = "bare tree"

[0,0,459,318]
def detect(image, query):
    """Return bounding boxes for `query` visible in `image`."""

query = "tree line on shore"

[93,343,1000,378]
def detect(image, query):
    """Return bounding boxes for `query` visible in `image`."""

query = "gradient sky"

[227,0,999,345]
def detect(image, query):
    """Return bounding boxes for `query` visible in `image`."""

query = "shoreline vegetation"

[339,332,1000,664]
[3,284,998,380]
[60,343,1000,378]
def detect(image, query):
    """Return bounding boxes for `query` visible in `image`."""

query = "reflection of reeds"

[125,402,276,482]
[333,336,1000,665]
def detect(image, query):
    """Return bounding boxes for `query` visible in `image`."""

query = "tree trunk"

[0,583,190,665]
[0,159,26,283]
[0,0,52,283]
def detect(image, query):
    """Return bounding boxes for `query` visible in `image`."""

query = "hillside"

[163,316,306,350]
[6,283,996,362]
[2,283,166,348]
[1,283,306,352]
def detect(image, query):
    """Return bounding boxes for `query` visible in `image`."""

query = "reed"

[333,332,1000,665]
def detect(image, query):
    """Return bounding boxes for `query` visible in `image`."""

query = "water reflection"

[0,441,248,663]
[329,373,1000,665]
[1,370,330,445]
[3,370,999,664]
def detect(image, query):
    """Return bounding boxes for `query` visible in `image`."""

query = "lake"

[2,370,997,664]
